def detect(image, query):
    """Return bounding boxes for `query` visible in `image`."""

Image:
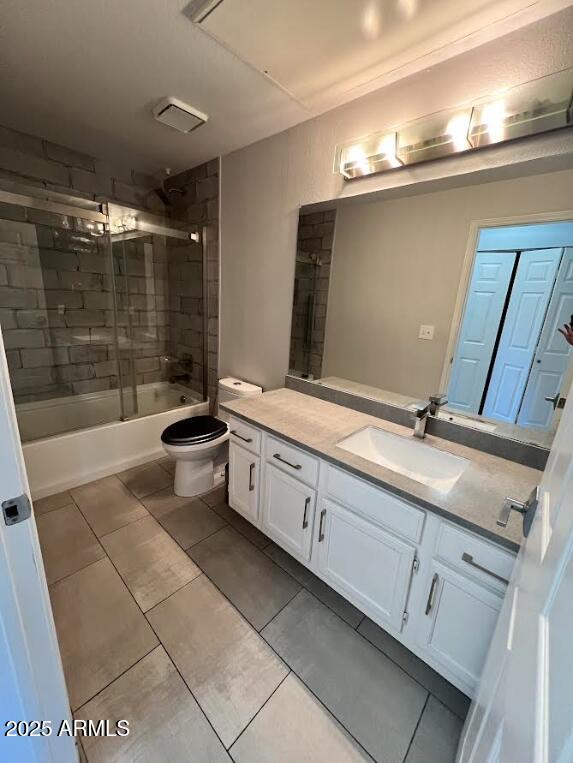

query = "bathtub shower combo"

[0,181,211,497]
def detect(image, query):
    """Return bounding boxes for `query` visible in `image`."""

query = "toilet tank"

[217,377,262,421]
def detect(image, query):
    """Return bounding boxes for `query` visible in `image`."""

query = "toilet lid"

[161,415,228,446]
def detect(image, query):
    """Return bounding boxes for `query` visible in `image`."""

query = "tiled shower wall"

[163,159,220,406]
[0,124,220,406]
[289,209,336,379]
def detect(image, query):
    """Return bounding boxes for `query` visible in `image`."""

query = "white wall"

[220,8,573,391]
[321,169,573,399]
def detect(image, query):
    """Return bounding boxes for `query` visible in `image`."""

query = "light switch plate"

[419,324,434,340]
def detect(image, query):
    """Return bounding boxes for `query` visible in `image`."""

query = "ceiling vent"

[152,97,208,133]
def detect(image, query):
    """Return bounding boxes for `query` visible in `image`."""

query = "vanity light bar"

[335,67,573,180]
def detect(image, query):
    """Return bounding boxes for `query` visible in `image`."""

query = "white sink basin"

[337,426,469,493]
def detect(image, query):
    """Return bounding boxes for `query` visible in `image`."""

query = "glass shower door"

[0,189,124,441]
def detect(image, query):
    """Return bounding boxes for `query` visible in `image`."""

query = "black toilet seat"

[161,415,228,446]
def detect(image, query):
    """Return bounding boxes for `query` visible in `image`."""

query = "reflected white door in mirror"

[228,416,516,698]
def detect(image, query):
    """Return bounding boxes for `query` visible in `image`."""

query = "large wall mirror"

[288,168,573,449]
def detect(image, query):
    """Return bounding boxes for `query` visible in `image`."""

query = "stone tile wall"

[163,158,220,407]
[0,125,220,407]
[289,209,336,379]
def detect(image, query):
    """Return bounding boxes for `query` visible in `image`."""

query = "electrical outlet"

[419,324,434,340]
[57,304,65,315]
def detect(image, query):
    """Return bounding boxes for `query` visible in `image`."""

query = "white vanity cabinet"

[262,464,316,562]
[227,417,517,698]
[228,417,262,522]
[416,560,504,691]
[261,435,318,563]
[414,522,515,693]
[315,498,416,631]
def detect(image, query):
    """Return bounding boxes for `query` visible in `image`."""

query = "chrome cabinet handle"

[302,496,310,529]
[248,463,255,492]
[273,453,302,471]
[425,573,439,615]
[231,429,253,443]
[461,552,509,585]
[318,509,326,542]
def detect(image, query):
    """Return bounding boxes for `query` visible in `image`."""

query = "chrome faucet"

[412,392,448,439]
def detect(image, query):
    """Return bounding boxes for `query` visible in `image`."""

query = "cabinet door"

[229,443,260,523]
[316,499,416,631]
[418,560,503,695]
[262,463,316,563]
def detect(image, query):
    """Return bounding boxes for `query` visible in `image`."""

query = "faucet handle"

[429,392,448,415]
[412,401,430,418]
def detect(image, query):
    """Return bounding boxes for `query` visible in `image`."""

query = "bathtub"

[20,382,208,499]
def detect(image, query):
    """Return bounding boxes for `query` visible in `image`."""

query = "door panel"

[262,463,315,562]
[483,248,562,423]
[418,561,503,694]
[459,376,573,760]
[448,252,516,413]
[518,248,573,429]
[229,443,259,522]
[316,499,415,631]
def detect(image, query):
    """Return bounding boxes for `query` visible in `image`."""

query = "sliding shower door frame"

[0,182,210,418]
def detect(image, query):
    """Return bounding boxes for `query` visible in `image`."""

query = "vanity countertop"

[222,388,542,552]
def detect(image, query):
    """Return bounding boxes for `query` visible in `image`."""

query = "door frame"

[439,209,573,395]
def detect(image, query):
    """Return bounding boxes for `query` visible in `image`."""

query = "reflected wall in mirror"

[288,168,573,448]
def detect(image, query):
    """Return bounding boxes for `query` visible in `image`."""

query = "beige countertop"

[222,388,542,552]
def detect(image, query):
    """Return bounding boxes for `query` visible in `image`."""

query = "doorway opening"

[448,220,573,429]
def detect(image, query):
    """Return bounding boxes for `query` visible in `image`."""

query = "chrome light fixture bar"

[335,67,573,180]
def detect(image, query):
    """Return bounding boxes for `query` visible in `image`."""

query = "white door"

[448,252,516,414]
[228,442,260,522]
[483,248,562,424]
[0,332,77,762]
[316,499,416,632]
[262,463,316,563]
[458,376,573,762]
[518,248,573,429]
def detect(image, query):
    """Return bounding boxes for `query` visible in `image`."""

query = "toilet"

[161,377,262,497]
[161,415,229,497]
[217,377,263,421]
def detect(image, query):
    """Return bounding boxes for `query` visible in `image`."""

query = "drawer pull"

[302,496,311,529]
[231,430,253,444]
[273,453,302,471]
[318,509,326,542]
[248,463,255,492]
[462,552,509,585]
[425,573,439,615]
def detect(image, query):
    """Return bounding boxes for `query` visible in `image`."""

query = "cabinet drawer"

[436,522,515,591]
[265,435,318,488]
[325,465,425,543]
[229,417,261,455]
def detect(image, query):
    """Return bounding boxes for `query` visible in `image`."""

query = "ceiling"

[0,0,569,175]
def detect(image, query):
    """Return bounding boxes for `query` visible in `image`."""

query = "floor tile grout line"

[46,465,467,737]
[401,692,429,763]
[174,568,375,761]
[156,511,230,553]
[149,626,233,757]
[99,527,204,615]
[226,670,292,753]
[46,553,107,591]
[356,623,469,721]
[258,586,451,748]
[91,538,235,755]
[73,642,160,718]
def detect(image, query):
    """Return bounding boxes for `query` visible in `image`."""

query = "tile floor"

[35,457,470,762]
